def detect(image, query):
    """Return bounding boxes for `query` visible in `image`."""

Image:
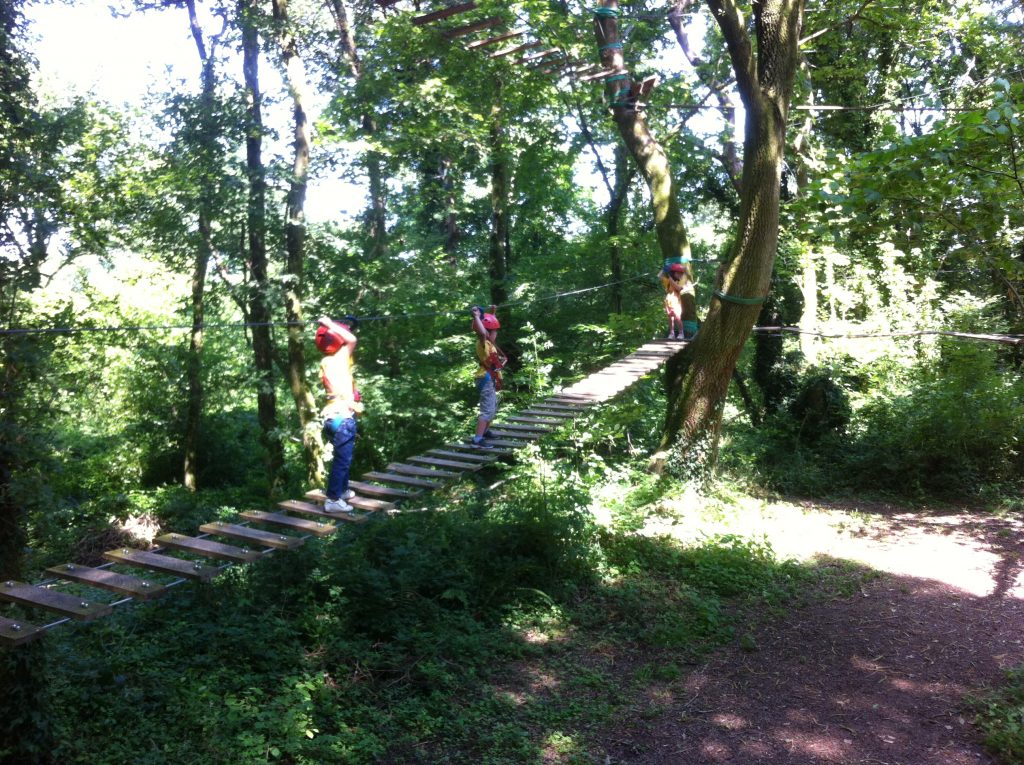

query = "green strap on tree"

[606,74,628,84]
[713,289,767,306]
[599,42,623,51]
[592,6,620,17]
[613,87,631,100]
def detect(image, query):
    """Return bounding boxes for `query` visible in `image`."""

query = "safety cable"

[0,269,679,336]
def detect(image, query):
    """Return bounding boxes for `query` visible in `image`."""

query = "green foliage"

[727,339,1024,496]
[973,665,1024,764]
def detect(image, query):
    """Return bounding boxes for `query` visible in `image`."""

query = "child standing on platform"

[470,305,507,446]
[661,263,687,340]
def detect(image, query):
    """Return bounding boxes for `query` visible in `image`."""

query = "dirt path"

[604,501,1024,764]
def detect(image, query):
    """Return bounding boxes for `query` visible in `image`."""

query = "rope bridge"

[0,339,685,648]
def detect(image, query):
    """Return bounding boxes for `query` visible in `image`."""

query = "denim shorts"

[477,374,497,420]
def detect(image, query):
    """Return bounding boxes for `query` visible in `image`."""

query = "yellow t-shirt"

[475,338,507,379]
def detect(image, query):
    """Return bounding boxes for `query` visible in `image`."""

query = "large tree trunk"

[488,81,510,308]
[272,0,323,486]
[593,2,698,329]
[653,0,805,475]
[181,0,218,491]
[239,0,284,482]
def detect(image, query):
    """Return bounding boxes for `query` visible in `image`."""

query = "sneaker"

[471,435,492,447]
[666,332,677,340]
[324,498,354,513]
[341,489,356,501]
[483,429,495,438]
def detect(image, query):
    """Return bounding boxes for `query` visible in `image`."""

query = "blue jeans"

[325,416,357,500]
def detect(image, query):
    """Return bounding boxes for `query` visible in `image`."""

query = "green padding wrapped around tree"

[591,6,619,17]
[663,256,691,267]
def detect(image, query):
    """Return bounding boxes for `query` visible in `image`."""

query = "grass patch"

[973,666,1024,764]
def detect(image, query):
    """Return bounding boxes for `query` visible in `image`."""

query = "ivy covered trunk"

[181,0,216,491]
[273,0,323,487]
[240,0,284,481]
[653,0,805,475]
[593,0,698,327]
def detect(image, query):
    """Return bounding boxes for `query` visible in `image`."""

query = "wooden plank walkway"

[2,339,685,647]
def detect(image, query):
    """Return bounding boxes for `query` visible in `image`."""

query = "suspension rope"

[0,272,661,337]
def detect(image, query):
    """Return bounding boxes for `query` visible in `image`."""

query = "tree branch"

[704,0,757,107]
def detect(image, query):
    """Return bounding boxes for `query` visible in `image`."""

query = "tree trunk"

[669,0,742,189]
[272,0,323,487]
[182,213,210,490]
[239,0,284,482]
[327,0,388,261]
[593,2,697,328]
[799,248,818,364]
[607,144,633,313]
[653,0,805,475]
[488,82,510,308]
[181,0,218,491]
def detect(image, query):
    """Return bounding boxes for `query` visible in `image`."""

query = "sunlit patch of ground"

[629,493,1024,599]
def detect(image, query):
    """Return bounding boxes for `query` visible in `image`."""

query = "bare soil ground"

[600,500,1024,764]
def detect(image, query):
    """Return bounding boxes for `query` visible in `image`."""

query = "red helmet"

[482,313,500,330]
[314,324,344,354]
[668,263,686,274]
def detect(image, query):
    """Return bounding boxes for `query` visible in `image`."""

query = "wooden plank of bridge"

[408,455,483,471]
[304,489,397,512]
[348,480,420,499]
[46,563,168,601]
[362,471,444,490]
[480,438,530,448]
[488,40,542,59]
[521,408,577,418]
[506,416,565,425]
[240,510,337,536]
[0,580,114,621]
[412,1,476,26]
[487,429,543,441]
[581,68,621,82]
[425,449,498,463]
[278,499,368,524]
[103,548,221,581]
[386,462,461,479]
[198,522,304,551]
[467,29,522,49]
[492,422,554,433]
[517,47,559,65]
[156,533,263,564]
[444,442,516,455]
[442,15,502,38]
[0,615,45,647]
